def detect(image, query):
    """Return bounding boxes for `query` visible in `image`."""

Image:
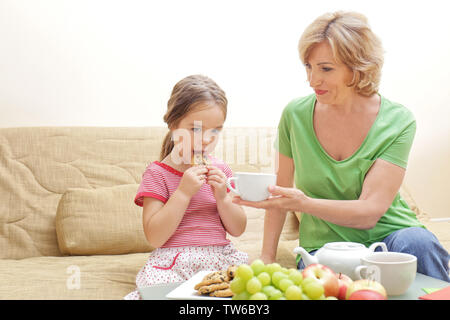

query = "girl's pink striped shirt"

[134,157,233,248]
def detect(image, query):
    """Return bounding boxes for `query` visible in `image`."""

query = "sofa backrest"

[0,127,277,259]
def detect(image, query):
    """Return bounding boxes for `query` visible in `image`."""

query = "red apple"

[345,279,387,300]
[337,273,353,300]
[302,263,339,297]
[348,290,386,300]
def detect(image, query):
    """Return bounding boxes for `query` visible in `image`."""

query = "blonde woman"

[233,11,450,281]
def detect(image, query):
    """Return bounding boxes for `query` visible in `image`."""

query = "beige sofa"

[0,127,448,299]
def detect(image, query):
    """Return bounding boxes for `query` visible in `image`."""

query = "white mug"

[226,172,276,202]
[355,252,417,296]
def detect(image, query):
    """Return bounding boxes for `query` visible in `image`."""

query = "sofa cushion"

[56,184,153,255]
[0,253,149,299]
[0,127,168,259]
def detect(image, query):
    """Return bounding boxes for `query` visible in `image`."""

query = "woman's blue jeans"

[297,227,450,282]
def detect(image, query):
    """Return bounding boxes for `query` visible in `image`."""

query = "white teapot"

[293,242,388,280]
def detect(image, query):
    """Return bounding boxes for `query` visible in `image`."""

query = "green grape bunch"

[230,260,337,300]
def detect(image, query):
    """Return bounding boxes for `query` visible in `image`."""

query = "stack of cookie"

[194,265,237,297]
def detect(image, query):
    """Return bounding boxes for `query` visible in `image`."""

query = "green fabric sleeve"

[379,120,416,169]
[274,104,293,158]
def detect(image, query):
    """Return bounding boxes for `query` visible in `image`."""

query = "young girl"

[124,75,248,300]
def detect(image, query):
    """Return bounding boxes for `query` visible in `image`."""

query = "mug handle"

[368,242,388,252]
[355,265,381,282]
[226,177,239,195]
[355,265,367,280]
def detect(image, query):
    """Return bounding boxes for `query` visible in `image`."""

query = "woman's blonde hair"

[160,74,227,161]
[298,11,384,96]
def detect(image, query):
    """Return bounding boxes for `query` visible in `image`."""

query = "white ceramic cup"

[355,252,417,296]
[226,172,276,202]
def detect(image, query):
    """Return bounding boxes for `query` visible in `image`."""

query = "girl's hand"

[232,185,308,211]
[178,165,208,198]
[206,165,228,201]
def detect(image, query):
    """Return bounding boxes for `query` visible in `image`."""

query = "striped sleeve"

[221,162,234,192]
[221,162,233,179]
[134,165,169,207]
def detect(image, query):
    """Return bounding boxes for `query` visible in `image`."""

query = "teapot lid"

[323,242,366,251]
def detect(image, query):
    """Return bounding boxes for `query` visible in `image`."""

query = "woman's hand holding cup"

[227,172,307,211]
[232,184,307,211]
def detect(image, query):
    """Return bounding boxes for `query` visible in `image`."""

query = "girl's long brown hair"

[160,75,228,161]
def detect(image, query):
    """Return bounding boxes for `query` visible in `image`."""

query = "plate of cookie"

[166,265,236,300]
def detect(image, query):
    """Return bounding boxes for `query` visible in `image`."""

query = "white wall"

[1,0,449,218]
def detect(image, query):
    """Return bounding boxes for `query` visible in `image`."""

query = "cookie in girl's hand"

[191,151,210,165]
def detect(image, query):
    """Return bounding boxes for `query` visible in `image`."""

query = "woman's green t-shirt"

[275,94,425,262]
